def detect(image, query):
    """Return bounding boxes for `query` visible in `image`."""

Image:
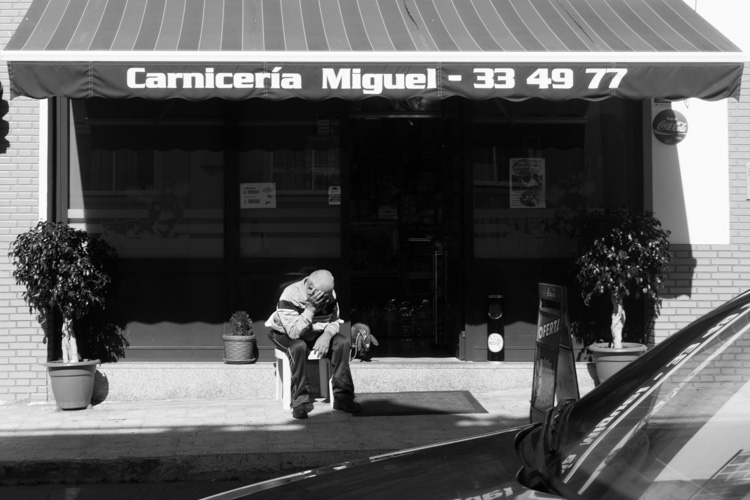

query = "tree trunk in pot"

[610,294,626,349]
[61,318,80,363]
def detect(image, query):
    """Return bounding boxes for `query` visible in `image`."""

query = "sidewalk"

[0,389,532,486]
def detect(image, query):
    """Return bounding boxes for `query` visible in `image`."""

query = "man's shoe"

[292,405,308,419]
[333,399,361,414]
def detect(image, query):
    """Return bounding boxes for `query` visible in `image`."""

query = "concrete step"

[87,359,598,403]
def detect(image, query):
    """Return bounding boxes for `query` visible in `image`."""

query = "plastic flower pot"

[43,359,99,410]
[588,342,647,383]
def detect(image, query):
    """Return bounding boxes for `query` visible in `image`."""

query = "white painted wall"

[38,99,47,221]
[650,99,730,244]
[651,1,748,244]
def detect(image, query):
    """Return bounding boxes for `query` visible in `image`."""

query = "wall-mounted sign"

[653,109,688,145]
[240,183,276,209]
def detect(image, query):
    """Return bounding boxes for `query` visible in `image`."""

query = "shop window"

[68,99,224,258]
[472,99,640,259]
[237,120,341,258]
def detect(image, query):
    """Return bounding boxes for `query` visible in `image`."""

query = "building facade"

[0,0,748,402]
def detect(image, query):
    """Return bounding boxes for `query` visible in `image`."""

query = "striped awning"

[1,0,746,101]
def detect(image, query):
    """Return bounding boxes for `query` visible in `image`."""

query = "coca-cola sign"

[653,109,688,145]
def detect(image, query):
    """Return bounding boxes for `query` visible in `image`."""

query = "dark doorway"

[348,117,463,357]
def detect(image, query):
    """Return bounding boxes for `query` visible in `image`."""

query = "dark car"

[205,291,750,500]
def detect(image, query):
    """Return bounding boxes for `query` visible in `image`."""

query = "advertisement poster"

[328,186,341,206]
[510,158,545,208]
[240,183,276,209]
[530,283,580,423]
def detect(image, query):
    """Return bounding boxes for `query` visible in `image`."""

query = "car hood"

[203,425,563,500]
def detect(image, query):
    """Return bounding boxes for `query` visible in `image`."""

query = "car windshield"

[557,293,750,500]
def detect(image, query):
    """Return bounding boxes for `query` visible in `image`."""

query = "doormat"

[353,391,487,417]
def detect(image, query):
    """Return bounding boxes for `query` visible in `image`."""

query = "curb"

[0,449,388,486]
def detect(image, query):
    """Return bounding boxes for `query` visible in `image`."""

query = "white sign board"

[240,183,276,209]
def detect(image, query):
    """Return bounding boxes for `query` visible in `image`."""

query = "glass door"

[348,117,462,357]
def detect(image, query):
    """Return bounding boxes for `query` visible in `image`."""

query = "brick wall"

[0,0,47,402]
[655,64,750,342]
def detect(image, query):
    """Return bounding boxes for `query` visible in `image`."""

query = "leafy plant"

[8,221,119,362]
[228,311,254,337]
[569,207,671,349]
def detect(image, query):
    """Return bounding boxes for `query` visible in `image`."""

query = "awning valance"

[1,0,746,102]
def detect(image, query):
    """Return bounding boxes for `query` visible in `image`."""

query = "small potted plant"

[569,206,672,382]
[223,310,256,364]
[9,220,118,409]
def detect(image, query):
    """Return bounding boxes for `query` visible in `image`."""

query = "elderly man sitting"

[266,269,360,419]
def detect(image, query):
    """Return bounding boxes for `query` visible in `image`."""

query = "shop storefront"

[2,0,744,363]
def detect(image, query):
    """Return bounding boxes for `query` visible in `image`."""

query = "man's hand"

[306,289,330,313]
[313,332,333,357]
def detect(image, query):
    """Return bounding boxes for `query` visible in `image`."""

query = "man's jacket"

[265,279,340,340]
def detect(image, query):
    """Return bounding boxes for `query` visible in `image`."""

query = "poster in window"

[510,158,545,208]
[240,183,276,209]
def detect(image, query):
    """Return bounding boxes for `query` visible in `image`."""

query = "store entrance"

[348,117,462,357]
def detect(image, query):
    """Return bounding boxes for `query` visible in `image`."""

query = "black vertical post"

[487,294,505,361]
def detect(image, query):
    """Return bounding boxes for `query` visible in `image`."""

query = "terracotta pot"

[43,359,99,410]
[588,342,647,383]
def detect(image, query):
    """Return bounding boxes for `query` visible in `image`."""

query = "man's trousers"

[270,331,355,408]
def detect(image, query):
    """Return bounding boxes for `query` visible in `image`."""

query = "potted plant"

[223,310,256,364]
[569,206,672,382]
[8,220,118,409]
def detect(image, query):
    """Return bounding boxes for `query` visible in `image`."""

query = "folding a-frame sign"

[530,283,580,423]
